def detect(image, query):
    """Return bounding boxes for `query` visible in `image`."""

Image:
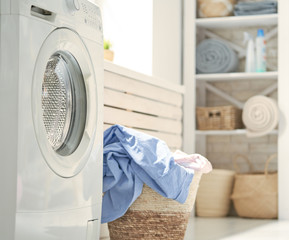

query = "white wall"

[152,0,182,84]
[182,0,196,154]
[278,0,289,220]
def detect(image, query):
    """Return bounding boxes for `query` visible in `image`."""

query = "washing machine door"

[32,28,98,178]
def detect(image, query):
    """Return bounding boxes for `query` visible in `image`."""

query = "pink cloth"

[173,150,212,174]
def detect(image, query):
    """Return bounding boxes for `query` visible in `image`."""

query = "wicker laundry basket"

[196,105,243,130]
[107,172,202,240]
[231,154,278,219]
[196,169,235,217]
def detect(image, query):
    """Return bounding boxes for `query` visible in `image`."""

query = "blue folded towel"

[234,1,277,16]
[101,125,194,223]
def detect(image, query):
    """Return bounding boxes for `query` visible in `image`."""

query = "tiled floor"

[184,216,289,240]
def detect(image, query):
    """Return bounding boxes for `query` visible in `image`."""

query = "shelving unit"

[196,71,278,82]
[196,129,278,136]
[183,0,289,230]
[195,14,278,29]
[194,21,278,133]
[194,13,279,130]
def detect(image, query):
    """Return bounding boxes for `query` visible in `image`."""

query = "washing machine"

[0,0,103,239]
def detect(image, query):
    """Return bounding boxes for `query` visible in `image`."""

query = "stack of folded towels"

[234,0,278,16]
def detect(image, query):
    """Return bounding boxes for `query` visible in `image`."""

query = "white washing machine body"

[0,0,103,239]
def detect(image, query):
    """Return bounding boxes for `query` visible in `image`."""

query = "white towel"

[242,95,279,138]
[173,150,212,174]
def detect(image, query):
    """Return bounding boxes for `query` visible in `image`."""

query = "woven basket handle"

[208,109,221,117]
[233,154,254,173]
[264,153,277,175]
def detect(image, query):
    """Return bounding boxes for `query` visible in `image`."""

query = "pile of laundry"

[101,125,212,223]
[234,0,278,16]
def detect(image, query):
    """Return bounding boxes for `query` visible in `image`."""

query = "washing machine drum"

[32,28,98,178]
[42,51,86,156]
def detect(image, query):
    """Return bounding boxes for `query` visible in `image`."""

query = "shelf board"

[196,129,278,136]
[196,14,278,29]
[196,71,278,82]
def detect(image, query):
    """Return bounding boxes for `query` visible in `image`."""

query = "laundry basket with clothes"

[102,125,211,240]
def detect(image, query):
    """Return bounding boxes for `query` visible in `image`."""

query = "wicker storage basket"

[197,0,236,18]
[231,154,278,219]
[196,169,235,217]
[107,172,202,240]
[196,105,243,130]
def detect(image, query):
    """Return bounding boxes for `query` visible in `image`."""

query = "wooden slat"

[104,71,183,107]
[103,124,182,149]
[104,61,186,93]
[104,107,182,134]
[104,88,182,120]
[103,123,113,131]
[138,129,182,149]
[103,124,114,131]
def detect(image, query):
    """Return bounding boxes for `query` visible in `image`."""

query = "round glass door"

[32,28,99,177]
[42,51,86,156]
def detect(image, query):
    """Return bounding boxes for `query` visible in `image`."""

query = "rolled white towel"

[242,95,279,137]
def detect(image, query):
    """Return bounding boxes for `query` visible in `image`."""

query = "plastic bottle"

[243,32,255,72]
[255,29,266,72]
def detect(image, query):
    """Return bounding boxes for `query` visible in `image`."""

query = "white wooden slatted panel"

[137,129,182,149]
[103,124,113,131]
[103,124,182,149]
[104,88,182,120]
[101,64,183,240]
[104,71,183,107]
[104,107,182,135]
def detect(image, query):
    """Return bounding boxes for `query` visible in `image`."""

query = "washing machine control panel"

[66,0,81,11]
[63,0,103,42]
[73,0,102,33]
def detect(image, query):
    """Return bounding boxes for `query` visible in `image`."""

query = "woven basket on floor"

[231,154,278,219]
[108,172,202,240]
[196,105,243,130]
[196,169,235,217]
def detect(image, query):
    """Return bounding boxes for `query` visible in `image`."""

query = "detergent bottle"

[255,28,267,72]
[244,32,255,72]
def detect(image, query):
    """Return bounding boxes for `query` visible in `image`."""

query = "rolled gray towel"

[196,38,239,74]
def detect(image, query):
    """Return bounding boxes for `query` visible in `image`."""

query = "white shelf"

[196,14,278,29]
[196,71,278,82]
[196,129,278,136]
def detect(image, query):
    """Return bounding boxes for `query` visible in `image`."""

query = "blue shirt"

[101,125,194,223]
